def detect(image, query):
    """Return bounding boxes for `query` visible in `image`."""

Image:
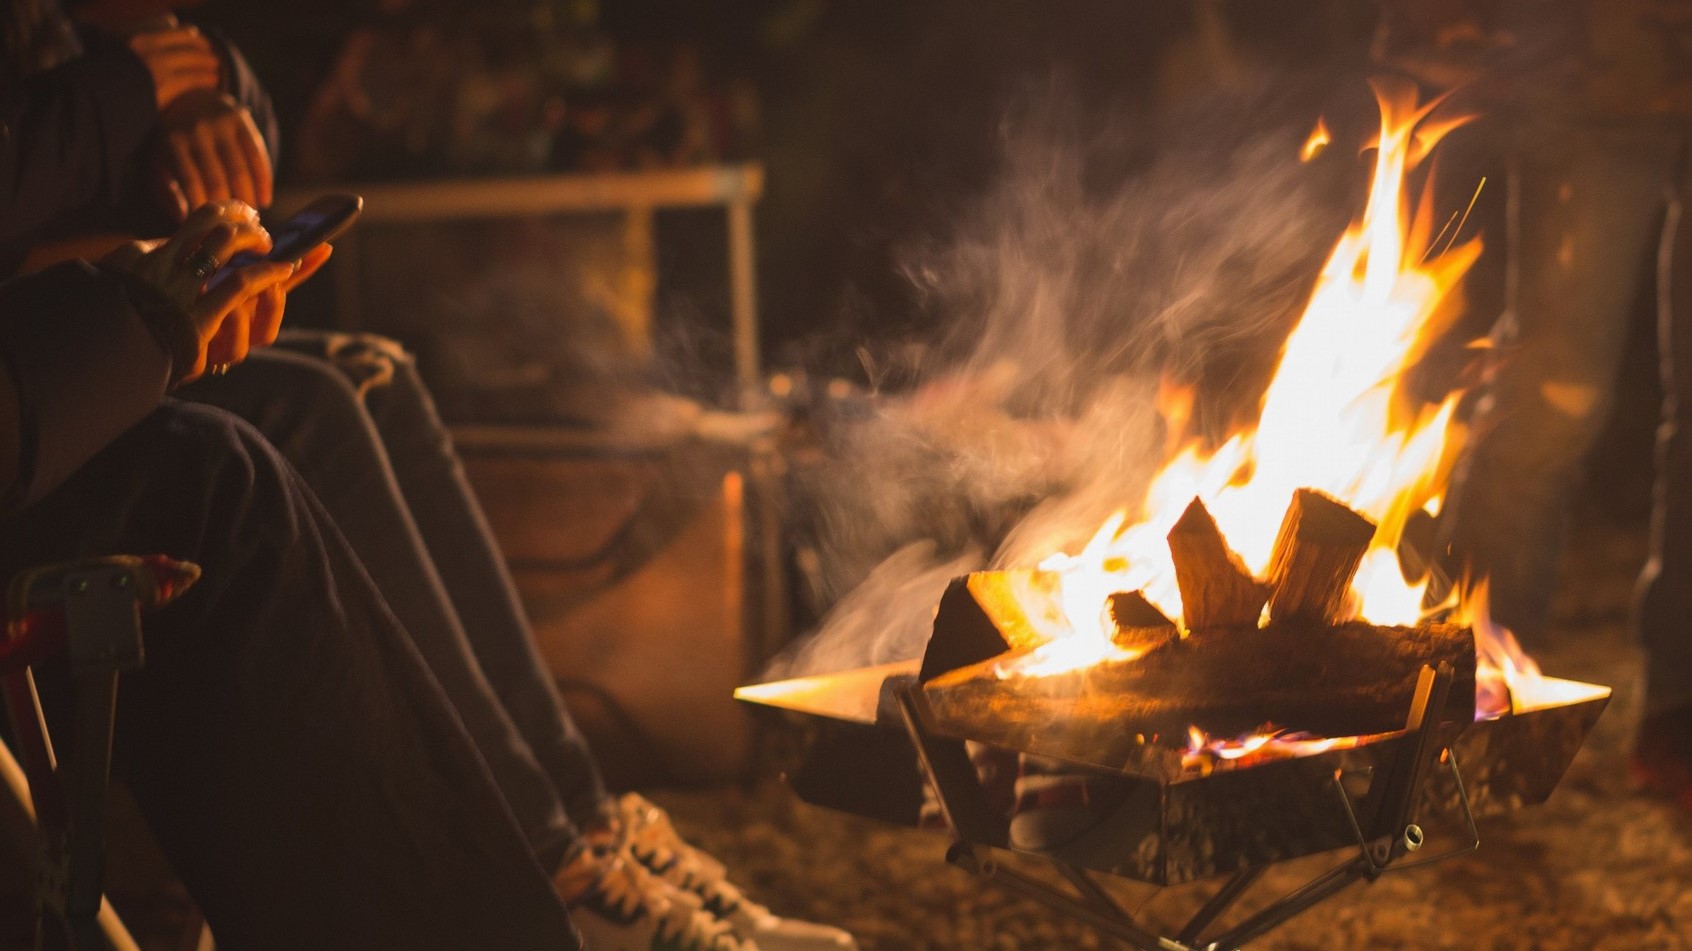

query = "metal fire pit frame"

[897,665,1476,950]
[737,659,1608,948]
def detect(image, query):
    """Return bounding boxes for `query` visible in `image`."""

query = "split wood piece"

[1265,488,1378,625]
[923,620,1476,771]
[1107,591,1178,652]
[1167,498,1269,631]
[919,577,1014,684]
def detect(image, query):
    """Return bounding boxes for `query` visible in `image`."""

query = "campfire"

[737,80,1613,947]
[920,489,1476,779]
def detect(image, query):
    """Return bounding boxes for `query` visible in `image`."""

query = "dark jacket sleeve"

[19,27,283,250]
[0,260,171,513]
[0,39,159,273]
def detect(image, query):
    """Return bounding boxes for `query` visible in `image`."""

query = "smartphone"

[213,193,363,282]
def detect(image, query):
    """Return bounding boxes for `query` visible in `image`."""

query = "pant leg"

[1447,122,1679,645]
[0,402,580,951]
[1639,133,1692,715]
[178,350,583,868]
[279,331,611,824]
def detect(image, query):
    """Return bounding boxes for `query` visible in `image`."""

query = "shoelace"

[618,849,746,951]
[618,796,727,879]
[589,857,653,923]
[630,841,747,919]
[652,903,739,951]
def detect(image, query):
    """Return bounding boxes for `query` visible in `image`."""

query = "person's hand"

[101,202,315,381]
[151,90,274,221]
[127,25,221,111]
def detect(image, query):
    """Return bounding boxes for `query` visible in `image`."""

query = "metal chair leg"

[3,556,198,951]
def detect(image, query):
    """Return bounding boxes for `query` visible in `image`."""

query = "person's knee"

[0,402,300,569]
[276,329,414,398]
[194,350,375,459]
[146,402,302,512]
[327,332,412,392]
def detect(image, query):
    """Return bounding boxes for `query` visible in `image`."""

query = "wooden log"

[1265,488,1377,625]
[1167,497,1269,631]
[923,620,1476,771]
[1107,591,1177,652]
[919,577,1014,684]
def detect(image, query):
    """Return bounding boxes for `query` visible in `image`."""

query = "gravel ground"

[651,517,1692,951]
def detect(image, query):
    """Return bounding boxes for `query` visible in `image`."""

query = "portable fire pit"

[737,490,1610,950]
[741,84,1612,948]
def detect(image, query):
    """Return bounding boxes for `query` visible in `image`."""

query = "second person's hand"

[151,91,275,221]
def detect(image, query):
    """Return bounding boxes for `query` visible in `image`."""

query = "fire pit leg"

[894,688,1008,846]
[1053,864,1131,921]
[1174,866,1266,945]
[1204,858,1371,949]
[943,842,1173,951]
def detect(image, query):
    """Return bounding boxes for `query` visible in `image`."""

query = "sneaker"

[616,794,858,951]
[566,851,754,951]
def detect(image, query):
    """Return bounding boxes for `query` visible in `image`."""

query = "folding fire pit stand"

[896,664,1477,951]
[737,597,1609,949]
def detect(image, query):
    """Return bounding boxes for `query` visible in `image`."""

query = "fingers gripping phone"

[213,193,363,284]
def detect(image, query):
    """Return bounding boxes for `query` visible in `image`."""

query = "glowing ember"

[1181,724,1384,775]
[994,79,1535,744]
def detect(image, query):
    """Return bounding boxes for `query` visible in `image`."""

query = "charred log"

[1265,488,1377,625]
[1167,497,1269,631]
[922,620,1476,770]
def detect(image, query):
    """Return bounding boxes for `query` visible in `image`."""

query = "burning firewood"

[1106,591,1177,651]
[922,619,1476,770]
[915,488,1480,771]
[1265,488,1376,625]
[1167,498,1270,631]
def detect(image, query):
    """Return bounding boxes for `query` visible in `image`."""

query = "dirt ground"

[652,514,1692,951]
[25,508,1686,949]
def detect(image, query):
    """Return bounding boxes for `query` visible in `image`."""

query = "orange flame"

[1001,80,1507,701]
[1182,724,1378,774]
[1451,578,1545,717]
[1300,116,1331,162]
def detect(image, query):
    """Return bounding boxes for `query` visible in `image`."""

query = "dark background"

[189,0,1664,523]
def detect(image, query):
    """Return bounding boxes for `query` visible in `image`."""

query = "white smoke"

[767,88,1358,681]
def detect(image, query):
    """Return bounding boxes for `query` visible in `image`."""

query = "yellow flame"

[1300,116,1331,162]
[1000,80,1488,679]
[1450,578,1545,717]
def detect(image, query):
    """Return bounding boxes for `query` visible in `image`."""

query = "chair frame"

[1,556,196,951]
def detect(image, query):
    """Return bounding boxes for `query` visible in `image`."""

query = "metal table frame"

[279,163,766,401]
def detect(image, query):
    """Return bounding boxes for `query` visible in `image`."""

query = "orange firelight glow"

[996,81,1543,727]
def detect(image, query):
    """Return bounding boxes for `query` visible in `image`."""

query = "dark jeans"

[179,331,610,871]
[0,402,580,950]
[1446,119,1692,713]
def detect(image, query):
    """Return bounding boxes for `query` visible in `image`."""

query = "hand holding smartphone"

[212,193,362,285]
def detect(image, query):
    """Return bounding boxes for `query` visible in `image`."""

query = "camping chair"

[0,555,199,951]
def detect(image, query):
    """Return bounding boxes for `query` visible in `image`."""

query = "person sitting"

[0,202,602,949]
[1,2,856,948]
